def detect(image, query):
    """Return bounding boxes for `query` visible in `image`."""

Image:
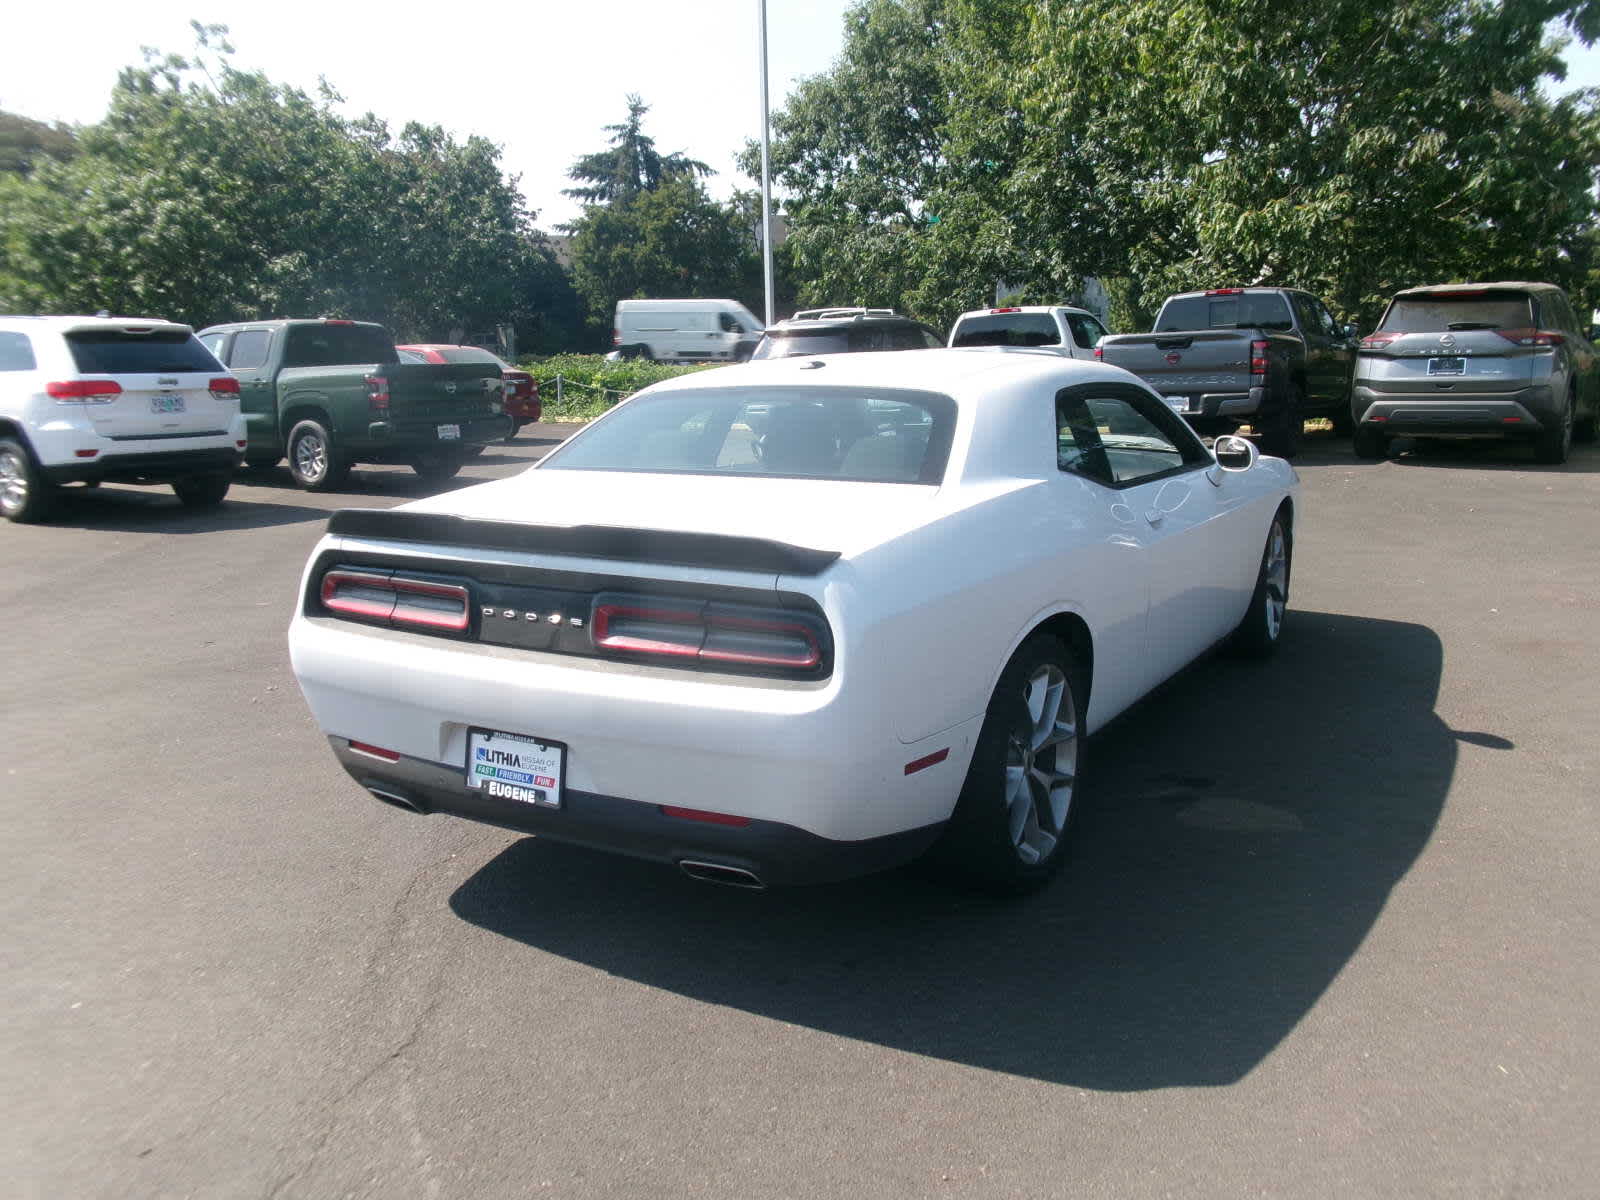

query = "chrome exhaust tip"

[678,860,765,890]
[366,784,425,815]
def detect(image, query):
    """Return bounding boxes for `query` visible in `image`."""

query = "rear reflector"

[349,741,400,762]
[236,440,247,449]
[661,805,752,827]
[48,379,122,401]
[904,748,950,775]
[1503,417,1522,423]
[320,570,470,632]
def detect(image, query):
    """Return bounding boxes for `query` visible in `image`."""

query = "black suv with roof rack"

[751,309,944,360]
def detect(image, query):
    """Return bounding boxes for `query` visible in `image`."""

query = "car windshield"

[541,385,957,484]
[752,326,929,359]
[65,329,221,374]
[1379,293,1534,332]
[437,347,508,367]
[951,314,1061,348]
[1155,293,1293,332]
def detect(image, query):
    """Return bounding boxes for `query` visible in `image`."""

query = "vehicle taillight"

[592,595,824,673]
[989,307,1021,313]
[1359,332,1402,351]
[320,570,469,633]
[365,375,390,415]
[209,376,240,401]
[612,329,621,346]
[1206,288,1244,296]
[1093,346,1103,360]
[1250,339,1268,379]
[47,379,121,403]
[1495,328,1565,347]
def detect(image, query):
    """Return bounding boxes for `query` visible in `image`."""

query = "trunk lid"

[62,326,235,440]
[383,362,504,419]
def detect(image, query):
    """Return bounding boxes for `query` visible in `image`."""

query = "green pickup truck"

[195,318,509,490]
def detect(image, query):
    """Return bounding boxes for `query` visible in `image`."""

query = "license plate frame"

[1426,357,1466,377]
[466,727,565,809]
[151,394,187,414]
[437,423,461,440]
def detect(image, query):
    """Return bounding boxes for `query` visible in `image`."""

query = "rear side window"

[951,314,1061,348]
[0,331,37,371]
[1380,292,1534,333]
[65,329,222,374]
[1056,384,1206,487]
[1066,314,1107,349]
[1156,294,1293,332]
[283,324,399,367]
[437,347,507,367]
[227,330,271,370]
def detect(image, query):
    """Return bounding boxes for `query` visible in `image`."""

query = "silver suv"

[1352,282,1598,464]
[0,316,246,522]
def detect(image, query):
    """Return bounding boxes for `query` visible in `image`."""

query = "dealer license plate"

[437,423,461,440]
[151,394,186,413]
[1166,395,1191,413]
[1426,357,1465,376]
[467,728,564,808]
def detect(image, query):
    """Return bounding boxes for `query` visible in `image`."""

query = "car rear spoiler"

[325,509,841,576]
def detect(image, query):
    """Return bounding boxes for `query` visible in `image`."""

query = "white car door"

[1056,382,1249,693]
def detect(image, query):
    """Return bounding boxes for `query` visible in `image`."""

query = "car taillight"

[365,374,390,415]
[1206,288,1244,296]
[209,376,240,401]
[1093,346,1103,360]
[1495,328,1565,347]
[1359,332,1401,350]
[1250,339,1268,378]
[612,329,621,345]
[592,595,824,673]
[320,570,469,632]
[47,379,121,403]
[989,306,1021,313]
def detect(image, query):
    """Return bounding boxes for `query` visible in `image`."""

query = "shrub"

[521,354,720,420]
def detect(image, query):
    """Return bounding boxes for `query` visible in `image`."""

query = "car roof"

[1393,281,1562,298]
[644,346,1132,399]
[952,305,1099,320]
[197,318,386,332]
[0,315,192,334]
[765,314,929,332]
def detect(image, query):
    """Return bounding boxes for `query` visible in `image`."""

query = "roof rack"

[789,307,899,321]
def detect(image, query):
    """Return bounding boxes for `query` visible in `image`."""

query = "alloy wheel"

[294,431,327,481]
[1003,663,1078,864]
[1264,521,1289,641]
[0,446,28,516]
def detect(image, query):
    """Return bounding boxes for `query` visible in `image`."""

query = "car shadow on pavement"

[30,485,332,532]
[449,610,1458,1091]
[237,465,483,499]
[1383,438,1600,473]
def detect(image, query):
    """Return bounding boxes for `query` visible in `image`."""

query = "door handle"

[1144,511,1164,526]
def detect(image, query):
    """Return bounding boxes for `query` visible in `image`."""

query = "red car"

[396,344,540,435]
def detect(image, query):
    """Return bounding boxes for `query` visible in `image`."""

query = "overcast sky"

[3,2,1596,233]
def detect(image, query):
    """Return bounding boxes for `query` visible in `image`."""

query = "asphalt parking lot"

[5,426,1598,1197]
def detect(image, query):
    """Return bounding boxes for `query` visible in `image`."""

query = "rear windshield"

[65,329,221,374]
[437,347,508,367]
[283,324,398,367]
[1379,292,1534,333]
[951,314,1061,348]
[541,385,956,484]
[1155,293,1293,332]
[752,325,937,359]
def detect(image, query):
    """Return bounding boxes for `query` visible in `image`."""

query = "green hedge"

[520,354,719,421]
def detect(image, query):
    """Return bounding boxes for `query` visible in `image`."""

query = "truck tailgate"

[1099,330,1255,399]
[385,363,503,419]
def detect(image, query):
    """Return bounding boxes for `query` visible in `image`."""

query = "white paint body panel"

[289,350,1298,843]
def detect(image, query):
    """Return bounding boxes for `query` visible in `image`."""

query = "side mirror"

[1213,434,1259,472]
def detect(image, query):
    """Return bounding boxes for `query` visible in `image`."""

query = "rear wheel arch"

[0,419,34,455]
[1014,610,1094,723]
[280,404,333,439]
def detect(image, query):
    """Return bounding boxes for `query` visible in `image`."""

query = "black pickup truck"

[196,318,509,490]
[1096,288,1357,457]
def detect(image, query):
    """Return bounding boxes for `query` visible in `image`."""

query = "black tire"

[507,420,527,443]
[1227,509,1292,659]
[286,419,350,491]
[1329,400,1356,436]
[412,452,464,484]
[0,436,56,523]
[1353,424,1387,460]
[172,471,231,508]
[924,633,1086,894]
[1257,381,1304,459]
[1533,391,1574,465]
[1575,392,1597,444]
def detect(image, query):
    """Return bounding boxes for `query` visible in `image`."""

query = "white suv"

[947,305,1109,360]
[0,316,246,522]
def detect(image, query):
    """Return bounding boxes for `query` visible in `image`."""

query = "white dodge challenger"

[289,349,1298,892]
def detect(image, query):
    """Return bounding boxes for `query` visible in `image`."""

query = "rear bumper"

[1164,387,1265,419]
[329,737,943,886]
[1353,384,1553,436]
[40,445,242,485]
[360,413,513,452]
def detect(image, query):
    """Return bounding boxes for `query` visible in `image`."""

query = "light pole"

[758,0,775,327]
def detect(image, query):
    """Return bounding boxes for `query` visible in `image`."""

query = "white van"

[613,299,765,363]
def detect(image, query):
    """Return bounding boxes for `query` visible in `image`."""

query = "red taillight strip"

[349,741,400,762]
[320,570,469,632]
[661,805,752,827]
[47,379,122,400]
[1359,332,1401,350]
[592,602,705,658]
[904,748,950,775]
[208,376,240,395]
[1495,328,1565,347]
[1250,338,1268,377]
[321,570,397,621]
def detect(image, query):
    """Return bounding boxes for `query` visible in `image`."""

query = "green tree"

[0,111,78,177]
[563,95,711,206]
